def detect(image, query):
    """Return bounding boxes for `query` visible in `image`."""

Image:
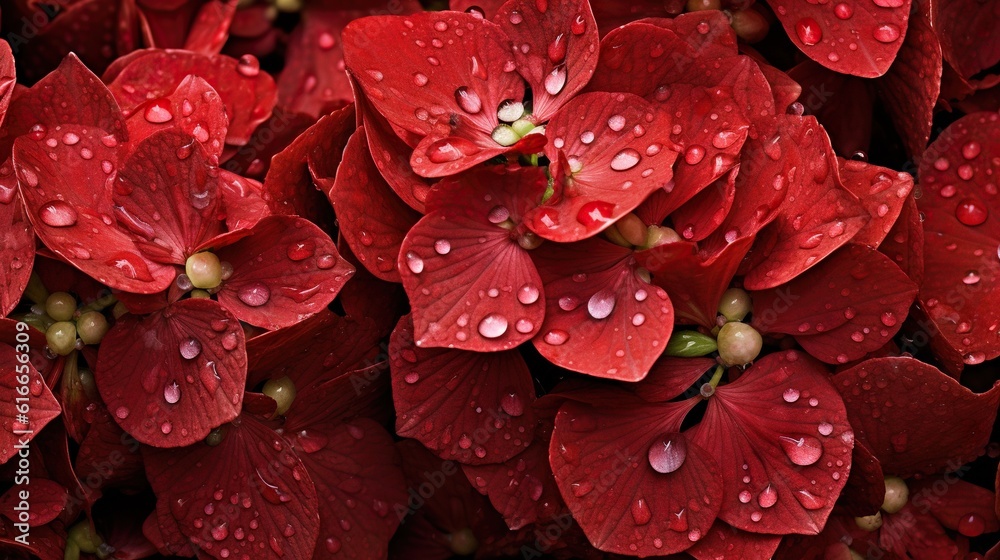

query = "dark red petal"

[933,0,1000,81]
[916,111,1000,370]
[838,159,914,248]
[361,97,433,213]
[550,391,720,555]
[218,170,270,231]
[669,168,738,243]
[115,129,225,263]
[0,173,33,316]
[74,408,145,494]
[752,245,916,364]
[276,2,421,118]
[143,414,320,560]
[879,13,942,158]
[336,246,409,338]
[0,343,61,464]
[220,107,316,180]
[0,479,66,527]
[837,439,885,517]
[878,193,924,286]
[105,49,277,146]
[213,215,353,330]
[757,63,802,115]
[526,92,678,242]
[261,103,354,224]
[389,315,536,464]
[493,0,599,121]
[183,0,238,55]
[633,357,718,403]
[768,0,912,78]
[332,127,421,282]
[787,61,875,157]
[400,167,546,351]
[137,1,206,49]
[534,237,674,381]
[688,350,852,534]
[287,418,405,559]
[0,40,13,125]
[462,437,564,530]
[124,75,228,156]
[145,496,196,556]
[639,237,752,329]
[246,310,381,392]
[834,357,1000,478]
[14,127,176,293]
[878,501,963,559]
[910,477,1000,536]
[95,298,247,447]
[686,521,782,560]
[342,12,523,177]
[740,116,869,290]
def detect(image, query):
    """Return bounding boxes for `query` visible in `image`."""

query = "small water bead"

[454,86,482,114]
[962,142,982,160]
[833,3,853,19]
[648,433,686,474]
[237,282,270,307]
[757,485,778,508]
[607,114,626,132]
[434,239,451,255]
[144,98,174,123]
[179,338,202,360]
[684,145,706,165]
[237,55,260,77]
[544,65,567,96]
[517,285,540,305]
[543,329,569,345]
[38,200,79,227]
[164,382,181,404]
[872,23,901,43]
[955,198,988,226]
[783,388,800,403]
[405,252,425,274]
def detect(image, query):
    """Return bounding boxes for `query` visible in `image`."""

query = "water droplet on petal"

[795,18,823,45]
[587,290,616,320]
[955,198,988,226]
[648,433,686,473]
[236,54,261,77]
[143,98,174,123]
[38,200,78,227]
[179,338,202,360]
[873,23,900,43]
[783,388,800,403]
[631,498,652,525]
[543,329,569,345]
[164,382,181,404]
[478,314,508,338]
[779,435,823,465]
[237,282,270,307]
[454,86,482,114]
[405,251,424,274]
[758,484,778,508]
[610,149,641,171]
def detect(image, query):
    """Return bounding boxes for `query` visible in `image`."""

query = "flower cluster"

[0,0,998,559]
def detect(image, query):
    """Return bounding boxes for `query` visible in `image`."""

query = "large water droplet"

[144,98,174,123]
[757,484,777,508]
[795,18,823,46]
[587,290,616,320]
[38,200,78,227]
[237,282,271,307]
[236,55,261,77]
[648,433,686,474]
[779,435,823,466]
[610,149,641,171]
[405,251,424,274]
[164,382,181,404]
[427,137,480,163]
[544,65,568,96]
[543,329,569,345]
[872,23,900,43]
[478,314,508,338]
[576,200,615,227]
[955,198,988,226]
[454,86,482,114]
[179,338,202,360]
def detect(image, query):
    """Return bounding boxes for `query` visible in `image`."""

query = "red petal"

[878,193,924,286]
[105,49,276,146]
[769,0,912,78]
[124,75,228,155]
[910,477,1000,536]
[213,215,353,330]
[115,129,225,263]
[218,170,270,231]
[534,237,674,381]
[837,439,886,517]
[360,97,433,213]
[879,13,942,158]
[633,357,718,403]
[0,479,66,527]
[462,437,564,530]
[916,111,1000,370]
[284,418,406,559]
[245,310,381,392]
[389,315,536,464]
[878,502,963,559]
[838,159,914,248]
[0,172,33,316]
[550,390,720,555]
[144,414,320,559]
[74,408,145,494]
[740,116,869,290]
[14,126,176,293]
[221,107,316,180]
[336,246,409,338]
[262,103,354,223]
[688,350,853,534]
[276,2,421,118]
[493,0,599,121]
[400,167,546,351]
[834,357,1000,478]
[686,520,782,560]
[670,168,739,242]
[0,343,61,464]
[752,245,917,364]
[144,496,196,556]
[526,92,678,242]
[639,237,752,329]
[933,0,1000,81]
[183,0,238,55]
[95,299,247,447]
[0,40,13,124]
[332,127,421,282]
[787,61,875,157]
[342,12,523,177]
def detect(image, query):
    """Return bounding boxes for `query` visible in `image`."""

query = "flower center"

[263,376,298,416]
[185,251,224,289]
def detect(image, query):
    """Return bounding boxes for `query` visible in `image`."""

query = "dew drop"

[237,282,270,307]
[38,201,78,227]
[454,86,482,114]
[478,314,508,338]
[648,433,686,474]
[795,18,823,45]
[779,435,823,466]
[543,329,569,345]
[587,290,616,320]
[610,149,641,171]
[143,98,174,123]
[179,338,202,360]
[405,251,425,274]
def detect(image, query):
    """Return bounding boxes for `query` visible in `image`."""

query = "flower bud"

[666,330,718,358]
[449,528,478,556]
[854,512,883,532]
[185,252,223,289]
[77,311,110,345]
[718,287,752,322]
[46,321,78,356]
[46,292,77,321]
[263,376,297,416]
[717,322,762,366]
[881,476,909,514]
